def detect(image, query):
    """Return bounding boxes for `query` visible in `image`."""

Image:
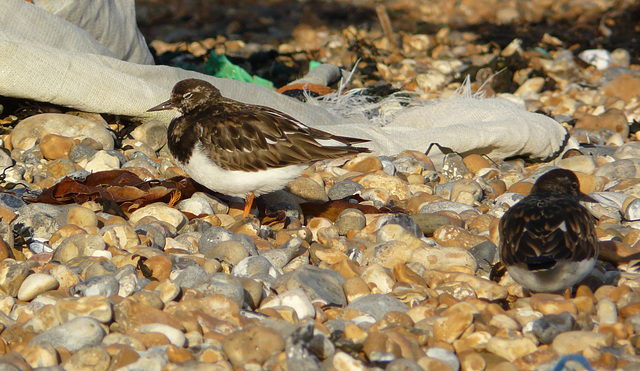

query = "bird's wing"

[499,198,598,268]
[198,105,368,172]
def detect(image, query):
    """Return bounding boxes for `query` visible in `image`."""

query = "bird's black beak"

[147,99,174,112]
[579,193,598,203]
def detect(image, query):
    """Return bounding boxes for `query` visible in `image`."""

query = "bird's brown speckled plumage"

[147,78,370,217]
[498,168,599,292]
[159,79,369,172]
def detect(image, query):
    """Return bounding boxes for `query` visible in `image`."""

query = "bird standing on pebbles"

[148,78,369,217]
[498,168,599,293]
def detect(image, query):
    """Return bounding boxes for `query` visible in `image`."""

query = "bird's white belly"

[508,258,596,293]
[181,148,308,197]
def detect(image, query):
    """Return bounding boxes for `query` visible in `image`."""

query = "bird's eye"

[183,92,193,99]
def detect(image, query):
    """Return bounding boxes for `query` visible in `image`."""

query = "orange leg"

[243,191,255,218]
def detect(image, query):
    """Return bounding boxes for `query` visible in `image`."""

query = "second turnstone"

[498,168,599,293]
[148,78,369,217]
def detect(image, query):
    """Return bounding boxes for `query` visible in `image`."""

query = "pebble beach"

[1,0,640,370]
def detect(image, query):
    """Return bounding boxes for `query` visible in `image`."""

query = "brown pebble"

[105,344,140,370]
[39,133,75,160]
[221,325,284,368]
[343,155,383,173]
[0,206,17,224]
[129,332,171,348]
[507,181,533,195]
[166,343,195,363]
[463,154,491,174]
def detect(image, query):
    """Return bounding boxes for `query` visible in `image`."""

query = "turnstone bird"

[148,78,369,217]
[498,168,599,293]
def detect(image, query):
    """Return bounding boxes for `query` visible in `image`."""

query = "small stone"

[596,298,618,324]
[69,274,119,297]
[551,331,613,355]
[205,240,250,265]
[53,234,106,263]
[343,276,371,303]
[424,347,460,371]
[345,294,409,321]
[232,255,278,279]
[360,173,410,199]
[485,337,537,362]
[343,154,383,173]
[65,206,98,229]
[463,154,491,174]
[129,202,188,230]
[138,323,186,346]
[221,325,285,368]
[419,200,479,215]
[433,302,475,343]
[558,156,597,174]
[21,342,59,368]
[432,225,488,250]
[532,313,576,344]
[55,295,113,323]
[286,176,328,202]
[17,273,59,301]
[411,246,477,273]
[376,213,422,238]
[575,108,629,138]
[101,223,140,251]
[285,265,346,306]
[410,213,451,236]
[12,113,114,150]
[144,255,173,280]
[261,288,315,320]
[30,316,105,352]
[130,120,167,151]
[84,150,122,172]
[39,133,75,160]
[63,345,111,370]
[328,180,364,200]
[176,196,215,216]
[334,208,366,235]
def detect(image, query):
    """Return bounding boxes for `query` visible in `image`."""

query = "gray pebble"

[134,223,166,249]
[69,144,98,163]
[532,313,576,344]
[378,156,395,175]
[173,264,209,288]
[392,155,427,173]
[259,237,305,269]
[170,255,201,270]
[198,226,235,255]
[376,213,422,237]
[198,273,245,307]
[232,256,278,278]
[0,193,25,210]
[327,180,364,200]
[345,294,409,321]
[441,153,471,181]
[69,274,119,297]
[468,241,498,272]
[30,317,105,352]
[285,266,346,307]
